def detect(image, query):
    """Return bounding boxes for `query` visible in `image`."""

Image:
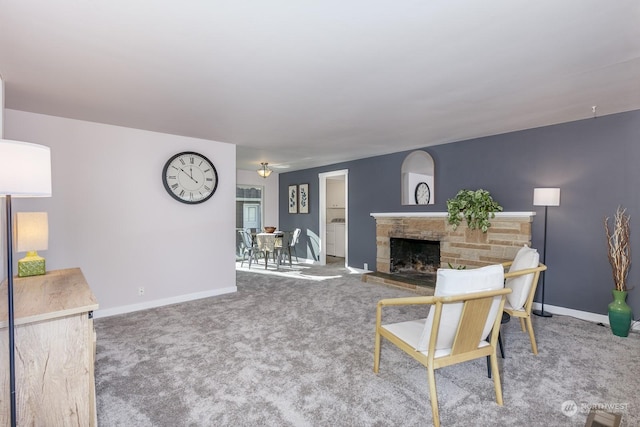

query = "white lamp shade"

[257,163,272,178]
[15,212,49,252]
[0,139,52,196]
[533,188,560,206]
[257,169,272,178]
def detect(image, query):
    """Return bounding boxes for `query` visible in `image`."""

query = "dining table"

[255,231,290,269]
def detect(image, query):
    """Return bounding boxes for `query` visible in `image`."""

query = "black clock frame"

[162,151,218,204]
[414,181,431,205]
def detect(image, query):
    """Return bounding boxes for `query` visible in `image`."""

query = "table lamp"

[15,212,49,277]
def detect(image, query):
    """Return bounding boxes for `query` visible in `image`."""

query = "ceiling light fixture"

[257,162,272,178]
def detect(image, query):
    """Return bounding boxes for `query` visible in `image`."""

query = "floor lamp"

[0,139,52,427]
[532,187,560,318]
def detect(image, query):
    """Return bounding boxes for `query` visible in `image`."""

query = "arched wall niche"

[401,150,435,205]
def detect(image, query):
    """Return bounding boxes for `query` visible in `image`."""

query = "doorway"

[319,170,348,267]
[236,185,264,257]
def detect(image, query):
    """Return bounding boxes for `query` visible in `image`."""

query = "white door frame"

[319,169,348,266]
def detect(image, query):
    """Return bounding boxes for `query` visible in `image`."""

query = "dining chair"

[374,264,510,427]
[256,232,285,269]
[284,228,301,264]
[239,229,261,269]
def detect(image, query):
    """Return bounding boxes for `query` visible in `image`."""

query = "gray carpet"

[95,262,639,426]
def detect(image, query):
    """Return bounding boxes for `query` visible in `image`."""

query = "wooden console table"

[0,268,99,426]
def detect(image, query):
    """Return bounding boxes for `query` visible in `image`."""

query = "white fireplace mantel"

[370,211,536,218]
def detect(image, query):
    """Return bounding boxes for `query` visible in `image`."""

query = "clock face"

[415,182,430,205]
[162,152,218,204]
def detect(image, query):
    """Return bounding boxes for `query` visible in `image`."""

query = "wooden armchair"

[374,264,511,427]
[502,260,547,354]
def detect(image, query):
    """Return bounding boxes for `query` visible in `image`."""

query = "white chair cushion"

[382,320,463,358]
[503,299,525,313]
[505,245,540,310]
[415,264,505,351]
[382,319,426,348]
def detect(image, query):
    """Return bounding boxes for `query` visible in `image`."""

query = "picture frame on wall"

[299,183,309,214]
[288,185,298,214]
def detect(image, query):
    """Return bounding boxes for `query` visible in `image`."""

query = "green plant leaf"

[446,189,503,232]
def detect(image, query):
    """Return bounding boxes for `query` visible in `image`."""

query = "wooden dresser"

[0,268,99,426]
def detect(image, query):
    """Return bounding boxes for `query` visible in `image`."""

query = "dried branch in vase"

[604,206,631,292]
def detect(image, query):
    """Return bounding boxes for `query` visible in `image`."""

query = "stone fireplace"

[366,212,535,292]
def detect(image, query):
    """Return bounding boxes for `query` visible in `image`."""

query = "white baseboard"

[93,286,237,319]
[532,302,640,331]
[92,277,637,333]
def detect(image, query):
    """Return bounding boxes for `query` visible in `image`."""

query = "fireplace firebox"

[390,238,440,284]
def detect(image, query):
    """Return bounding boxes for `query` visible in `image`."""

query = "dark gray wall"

[279,109,640,317]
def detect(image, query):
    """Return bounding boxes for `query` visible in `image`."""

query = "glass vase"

[608,290,632,337]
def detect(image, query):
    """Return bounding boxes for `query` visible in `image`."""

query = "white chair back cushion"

[416,264,505,351]
[505,245,540,310]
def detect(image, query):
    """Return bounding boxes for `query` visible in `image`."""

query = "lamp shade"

[0,139,52,196]
[257,162,272,178]
[15,212,48,252]
[533,188,560,206]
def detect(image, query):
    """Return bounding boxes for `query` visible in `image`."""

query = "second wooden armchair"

[502,246,547,355]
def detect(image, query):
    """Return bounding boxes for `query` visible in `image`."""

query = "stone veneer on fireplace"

[371,212,536,276]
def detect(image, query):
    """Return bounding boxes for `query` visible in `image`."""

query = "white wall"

[236,169,279,228]
[5,109,237,316]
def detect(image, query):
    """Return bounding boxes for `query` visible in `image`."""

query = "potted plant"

[604,206,633,337]
[447,262,466,270]
[446,189,503,232]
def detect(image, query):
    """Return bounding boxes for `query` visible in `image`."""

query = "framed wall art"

[288,185,298,214]
[299,183,309,214]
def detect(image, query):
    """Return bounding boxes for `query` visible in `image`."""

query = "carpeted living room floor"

[94,261,639,426]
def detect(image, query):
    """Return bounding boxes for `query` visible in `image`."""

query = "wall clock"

[162,151,218,204]
[415,182,430,205]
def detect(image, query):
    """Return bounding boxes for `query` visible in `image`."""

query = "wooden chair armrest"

[376,296,436,328]
[503,263,547,279]
[377,287,513,308]
[439,288,511,303]
[377,296,437,308]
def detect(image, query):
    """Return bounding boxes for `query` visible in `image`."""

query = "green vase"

[608,290,632,337]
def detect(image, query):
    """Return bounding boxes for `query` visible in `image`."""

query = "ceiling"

[1,1,639,173]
